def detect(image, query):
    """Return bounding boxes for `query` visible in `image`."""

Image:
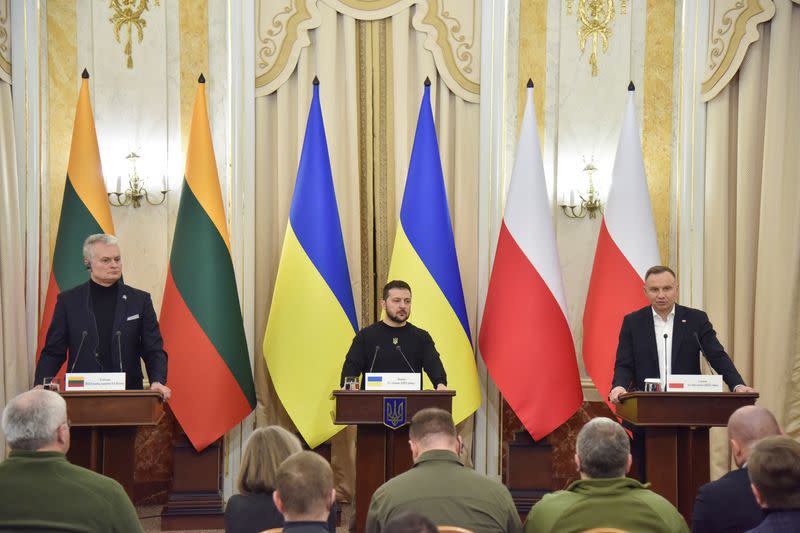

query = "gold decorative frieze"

[701,0,775,101]
[255,0,480,99]
[577,0,616,77]
[108,0,161,69]
[412,0,480,102]
[324,0,415,20]
[255,0,321,96]
[0,0,10,81]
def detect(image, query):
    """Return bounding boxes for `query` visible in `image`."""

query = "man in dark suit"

[692,406,781,533]
[609,265,755,403]
[35,234,170,398]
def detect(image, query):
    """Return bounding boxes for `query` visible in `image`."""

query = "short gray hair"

[82,233,119,262]
[2,389,68,451]
[576,417,630,479]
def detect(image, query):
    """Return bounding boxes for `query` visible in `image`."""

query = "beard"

[385,308,408,324]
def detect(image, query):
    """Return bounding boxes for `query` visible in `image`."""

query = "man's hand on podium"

[150,382,172,400]
[609,386,627,404]
[436,383,448,391]
[734,384,757,393]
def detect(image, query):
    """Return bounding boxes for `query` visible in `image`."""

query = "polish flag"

[582,83,661,405]
[479,81,582,440]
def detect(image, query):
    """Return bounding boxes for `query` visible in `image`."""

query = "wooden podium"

[616,391,758,522]
[333,390,455,533]
[63,390,165,500]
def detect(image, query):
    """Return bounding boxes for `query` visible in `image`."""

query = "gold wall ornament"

[567,0,574,16]
[577,0,615,77]
[108,0,161,69]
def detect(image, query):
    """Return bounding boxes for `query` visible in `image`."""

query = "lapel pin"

[122,294,127,300]
[681,319,686,323]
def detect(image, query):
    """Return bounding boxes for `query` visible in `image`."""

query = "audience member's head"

[575,417,631,479]
[748,436,800,510]
[236,425,302,494]
[273,451,335,522]
[727,405,782,467]
[408,407,461,460]
[1,389,69,453]
[383,512,438,533]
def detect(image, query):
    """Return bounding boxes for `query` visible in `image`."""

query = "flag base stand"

[161,431,224,530]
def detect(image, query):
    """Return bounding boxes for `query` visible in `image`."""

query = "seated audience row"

[2,390,796,533]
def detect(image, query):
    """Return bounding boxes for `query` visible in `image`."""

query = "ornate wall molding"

[411,0,480,102]
[255,0,322,96]
[0,0,10,81]
[701,0,775,102]
[323,0,416,20]
[255,0,480,101]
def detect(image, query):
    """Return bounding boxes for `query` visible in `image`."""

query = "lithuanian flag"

[36,69,115,365]
[160,75,256,451]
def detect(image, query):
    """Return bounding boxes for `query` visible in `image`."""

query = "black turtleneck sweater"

[89,279,119,371]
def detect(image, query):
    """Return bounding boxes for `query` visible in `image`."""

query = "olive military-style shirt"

[366,449,522,533]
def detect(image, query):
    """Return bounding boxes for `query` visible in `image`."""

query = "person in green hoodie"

[525,417,689,533]
[0,388,143,533]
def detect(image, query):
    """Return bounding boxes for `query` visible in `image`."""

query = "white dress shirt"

[652,306,675,388]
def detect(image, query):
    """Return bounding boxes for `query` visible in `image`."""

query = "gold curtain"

[0,78,29,458]
[703,0,800,477]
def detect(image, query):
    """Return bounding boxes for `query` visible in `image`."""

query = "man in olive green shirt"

[525,417,688,533]
[366,408,521,533]
[0,388,143,532]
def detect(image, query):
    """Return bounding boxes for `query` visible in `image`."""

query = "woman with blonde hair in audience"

[225,425,337,533]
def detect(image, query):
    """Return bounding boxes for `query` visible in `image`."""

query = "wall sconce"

[560,161,603,219]
[108,152,170,208]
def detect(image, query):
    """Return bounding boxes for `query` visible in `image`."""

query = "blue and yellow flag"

[263,79,358,448]
[387,81,481,424]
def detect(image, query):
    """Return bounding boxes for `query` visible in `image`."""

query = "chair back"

[259,529,282,533]
[581,528,630,533]
[437,527,476,533]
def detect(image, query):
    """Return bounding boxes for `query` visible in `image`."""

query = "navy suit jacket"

[612,304,745,391]
[692,466,763,533]
[35,280,168,389]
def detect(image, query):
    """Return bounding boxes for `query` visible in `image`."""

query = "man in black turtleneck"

[35,234,170,399]
[340,280,447,390]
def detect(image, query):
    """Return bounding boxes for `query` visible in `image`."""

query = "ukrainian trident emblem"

[383,397,407,429]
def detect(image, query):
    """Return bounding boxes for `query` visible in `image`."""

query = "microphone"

[663,333,669,386]
[116,331,124,372]
[368,346,380,372]
[694,332,707,359]
[395,345,415,373]
[69,331,89,372]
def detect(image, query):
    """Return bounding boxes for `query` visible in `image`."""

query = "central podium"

[333,390,455,533]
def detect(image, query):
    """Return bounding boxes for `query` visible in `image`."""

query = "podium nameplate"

[666,374,723,392]
[66,372,126,391]
[364,372,421,390]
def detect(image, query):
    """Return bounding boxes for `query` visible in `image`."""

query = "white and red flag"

[479,81,582,440]
[582,83,661,405]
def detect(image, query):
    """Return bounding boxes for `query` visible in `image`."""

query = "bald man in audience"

[692,406,782,533]
[366,408,521,533]
[0,389,143,532]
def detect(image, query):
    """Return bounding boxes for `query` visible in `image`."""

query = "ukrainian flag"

[263,78,358,448]
[387,80,481,424]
